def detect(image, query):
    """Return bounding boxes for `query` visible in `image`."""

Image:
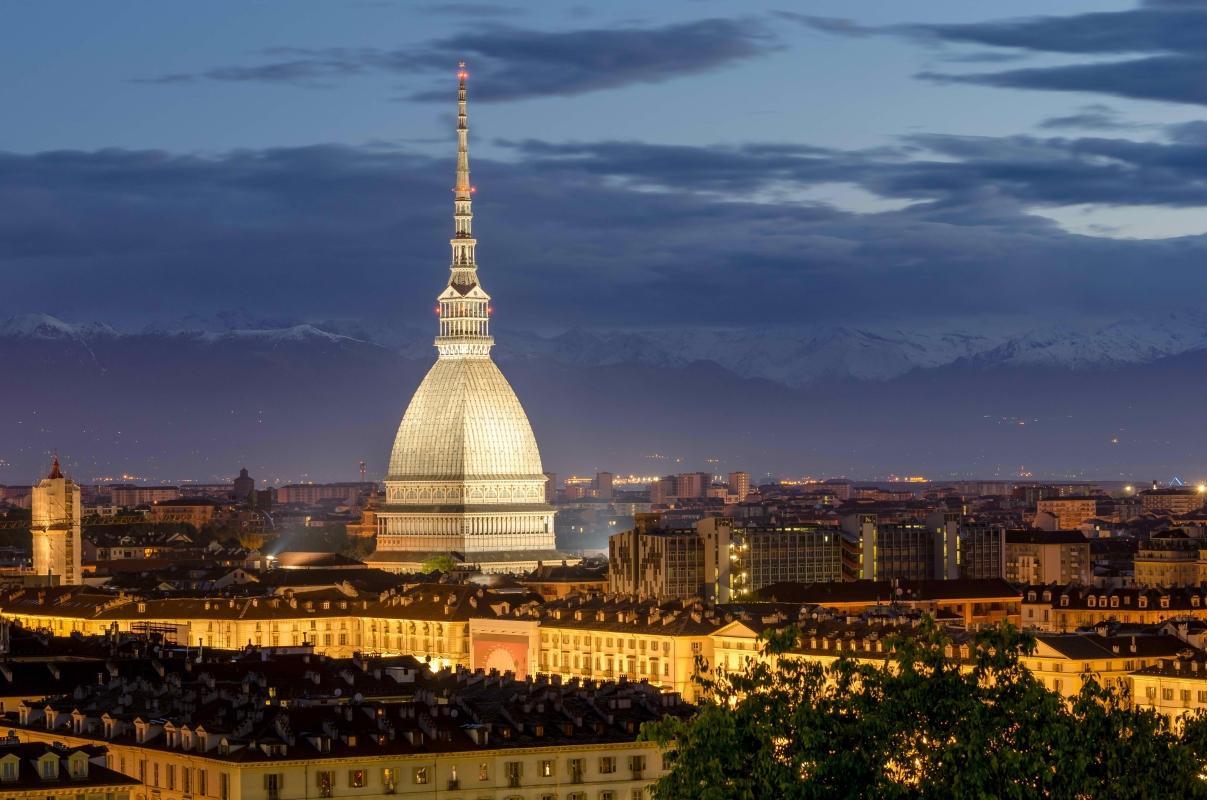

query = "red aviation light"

[487,306,494,316]
[434,306,442,315]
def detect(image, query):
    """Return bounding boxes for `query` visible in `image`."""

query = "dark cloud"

[8,129,1207,334]
[794,4,1207,107]
[135,18,775,101]
[919,55,1207,107]
[503,132,1207,209]
[1037,104,1145,131]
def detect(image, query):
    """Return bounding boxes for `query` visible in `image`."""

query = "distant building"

[543,471,558,503]
[30,457,82,585]
[926,510,1006,580]
[670,472,709,500]
[275,482,375,505]
[698,517,842,602]
[1139,488,1206,516]
[841,513,946,581]
[1036,496,1098,530]
[594,471,614,500]
[727,471,750,502]
[1134,530,1201,588]
[649,476,677,506]
[608,514,703,600]
[1005,530,1090,585]
[232,467,255,502]
[109,485,179,507]
[147,497,219,529]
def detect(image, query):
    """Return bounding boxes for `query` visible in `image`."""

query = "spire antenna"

[434,61,493,360]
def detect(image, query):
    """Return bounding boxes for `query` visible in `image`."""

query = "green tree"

[420,554,456,573]
[641,618,1207,800]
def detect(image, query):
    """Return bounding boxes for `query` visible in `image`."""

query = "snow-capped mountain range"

[8,311,1207,388]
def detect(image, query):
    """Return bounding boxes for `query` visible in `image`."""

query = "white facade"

[30,458,82,585]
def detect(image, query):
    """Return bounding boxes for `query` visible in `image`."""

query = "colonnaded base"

[365,548,581,575]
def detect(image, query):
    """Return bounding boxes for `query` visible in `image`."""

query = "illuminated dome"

[387,357,544,481]
[367,63,572,576]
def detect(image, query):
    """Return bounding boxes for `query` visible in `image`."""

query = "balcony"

[447,779,460,790]
[570,771,584,785]
[508,776,521,788]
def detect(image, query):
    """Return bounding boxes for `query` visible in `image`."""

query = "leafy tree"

[641,618,1207,800]
[420,554,456,573]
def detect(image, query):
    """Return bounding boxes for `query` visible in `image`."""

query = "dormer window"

[1139,597,1149,609]
[1110,597,1119,608]
[1087,597,1096,608]
[1,756,18,782]
[1060,596,1070,607]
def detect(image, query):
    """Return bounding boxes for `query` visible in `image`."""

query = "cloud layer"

[137,18,774,101]
[792,2,1207,107]
[7,125,1207,333]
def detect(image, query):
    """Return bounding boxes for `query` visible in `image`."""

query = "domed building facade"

[367,66,573,574]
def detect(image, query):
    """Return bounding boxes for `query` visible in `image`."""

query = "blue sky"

[7,0,1207,332]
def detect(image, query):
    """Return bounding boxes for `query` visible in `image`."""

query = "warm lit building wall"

[1036,498,1098,531]
[12,726,667,800]
[1021,585,1207,632]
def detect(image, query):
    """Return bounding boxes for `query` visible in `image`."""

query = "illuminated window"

[412,767,428,785]
[348,770,366,788]
[316,771,333,798]
[381,769,395,794]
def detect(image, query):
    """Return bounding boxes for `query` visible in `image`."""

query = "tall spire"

[449,61,476,288]
[435,62,493,359]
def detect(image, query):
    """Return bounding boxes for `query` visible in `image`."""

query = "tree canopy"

[641,618,1207,800]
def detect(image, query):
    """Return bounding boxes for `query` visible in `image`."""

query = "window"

[631,791,644,800]
[478,763,489,782]
[381,768,395,794]
[219,772,229,800]
[600,757,616,774]
[412,767,428,785]
[1147,686,1158,700]
[348,770,366,788]
[264,773,282,800]
[540,760,554,778]
[600,793,615,800]
[1182,690,1192,703]
[153,764,160,787]
[1198,691,1207,704]
[505,761,522,788]
[1163,688,1175,701]
[41,760,55,779]
[317,771,334,798]
[199,770,208,797]
[183,767,191,794]
[165,764,174,791]
[629,755,647,776]
[1,762,14,781]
